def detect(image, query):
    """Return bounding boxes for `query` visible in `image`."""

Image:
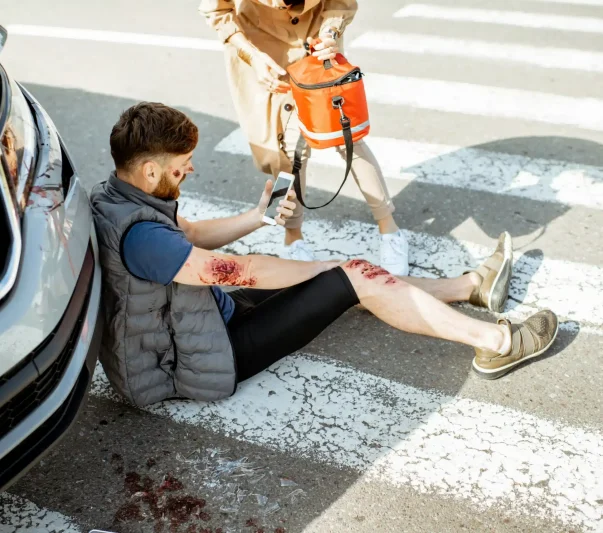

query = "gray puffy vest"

[90,173,236,406]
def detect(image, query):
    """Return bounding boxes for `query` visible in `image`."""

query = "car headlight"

[1,64,37,215]
[0,64,37,300]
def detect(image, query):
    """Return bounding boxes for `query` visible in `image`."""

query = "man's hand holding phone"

[258,173,297,226]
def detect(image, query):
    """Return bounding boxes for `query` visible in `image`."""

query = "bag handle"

[304,40,334,70]
[292,96,353,210]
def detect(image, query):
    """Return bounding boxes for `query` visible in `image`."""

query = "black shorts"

[227,267,359,382]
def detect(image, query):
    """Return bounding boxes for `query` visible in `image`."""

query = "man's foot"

[472,310,559,380]
[282,239,316,261]
[380,230,409,276]
[467,231,513,312]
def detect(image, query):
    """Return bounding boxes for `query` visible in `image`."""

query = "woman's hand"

[251,51,291,93]
[229,33,291,93]
[307,34,339,62]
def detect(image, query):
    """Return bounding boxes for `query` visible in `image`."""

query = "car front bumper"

[0,229,103,492]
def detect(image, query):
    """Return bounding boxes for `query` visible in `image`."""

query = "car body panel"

[0,84,91,375]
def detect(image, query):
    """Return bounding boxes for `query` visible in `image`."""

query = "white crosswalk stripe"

[394,4,603,33]
[216,128,603,210]
[350,31,603,73]
[90,355,603,531]
[177,194,602,334]
[364,73,603,131]
[0,493,81,533]
[524,0,603,6]
[5,24,222,51]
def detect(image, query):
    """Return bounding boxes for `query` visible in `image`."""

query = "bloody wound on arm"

[196,257,258,287]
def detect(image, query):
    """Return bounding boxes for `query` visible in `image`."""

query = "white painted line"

[5,24,222,51]
[351,31,603,73]
[91,353,603,531]
[394,4,603,34]
[364,73,603,132]
[215,128,603,210]
[526,0,603,6]
[177,194,603,333]
[0,493,81,533]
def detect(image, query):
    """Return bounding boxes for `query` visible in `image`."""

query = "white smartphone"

[262,171,295,226]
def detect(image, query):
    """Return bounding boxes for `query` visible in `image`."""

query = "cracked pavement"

[90,355,603,532]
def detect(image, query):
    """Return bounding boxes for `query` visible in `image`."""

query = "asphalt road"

[0,0,602,532]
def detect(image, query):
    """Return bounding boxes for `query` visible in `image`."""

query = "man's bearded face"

[152,169,186,201]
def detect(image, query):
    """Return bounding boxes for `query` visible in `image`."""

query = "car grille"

[0,245,94,440]
[0,313,84,438]
[0,354,92,492]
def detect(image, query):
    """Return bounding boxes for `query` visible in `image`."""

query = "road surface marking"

[395,4,603,34]
[215,128,603,210]
[92,354,603,531]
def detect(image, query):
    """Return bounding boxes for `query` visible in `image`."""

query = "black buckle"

[331,96,350,128]
[331,96,344,109]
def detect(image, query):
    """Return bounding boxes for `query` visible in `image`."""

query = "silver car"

[0,25,103,490]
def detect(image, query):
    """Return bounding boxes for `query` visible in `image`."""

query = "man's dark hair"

[110,102,198,171]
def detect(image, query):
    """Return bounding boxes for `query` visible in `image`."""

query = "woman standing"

[199,0,409,275]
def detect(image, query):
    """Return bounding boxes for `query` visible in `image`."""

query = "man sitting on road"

[90,102,559,407]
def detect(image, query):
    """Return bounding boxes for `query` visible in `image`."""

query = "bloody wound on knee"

[346,259,397,284]
[198,258,257,287]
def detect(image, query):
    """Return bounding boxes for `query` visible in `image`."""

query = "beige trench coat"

[199,0,358,176]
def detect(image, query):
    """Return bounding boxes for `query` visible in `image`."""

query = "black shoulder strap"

[292,114,353,210]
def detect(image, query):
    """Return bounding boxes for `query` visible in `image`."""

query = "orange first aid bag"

[287,48,369,209]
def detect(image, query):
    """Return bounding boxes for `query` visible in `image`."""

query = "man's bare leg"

[400,273,480,303]
[354,273,479,313]
[340,232,558,379]
[343,261,510,353]
[393,231,514,309]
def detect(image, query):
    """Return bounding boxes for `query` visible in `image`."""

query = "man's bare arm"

[177,210,262,250]
[173,246,338,289]
[177,179,296,249]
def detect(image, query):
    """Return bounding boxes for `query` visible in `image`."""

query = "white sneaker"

[380,230,410,276]
[282,239,316,261]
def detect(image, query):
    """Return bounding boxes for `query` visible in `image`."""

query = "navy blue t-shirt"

[122,221,235,323]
